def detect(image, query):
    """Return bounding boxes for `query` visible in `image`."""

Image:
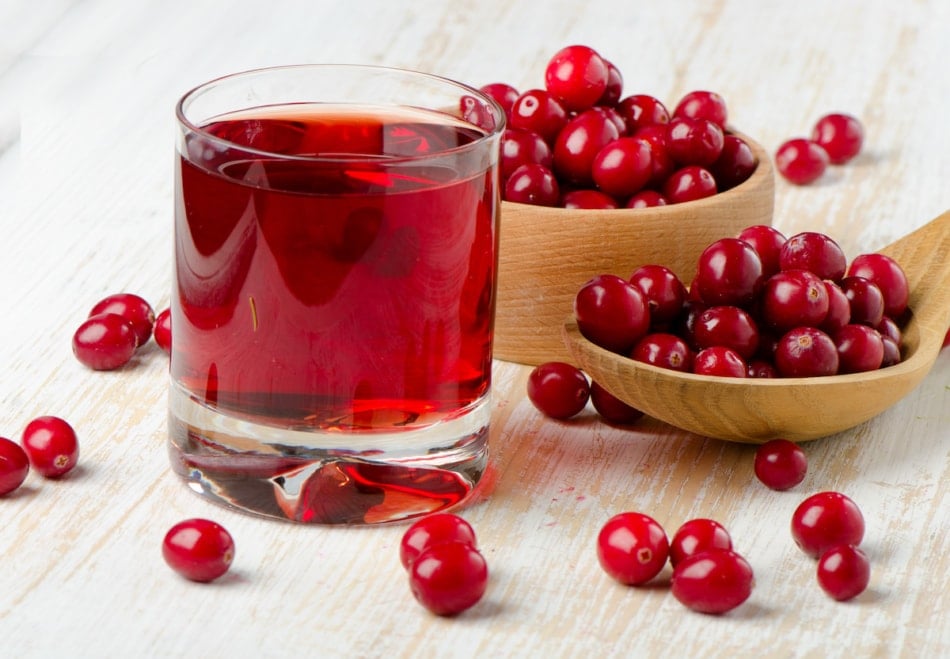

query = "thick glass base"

[167,383,489,525]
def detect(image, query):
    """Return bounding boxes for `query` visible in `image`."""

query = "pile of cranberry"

[479,45,758,209]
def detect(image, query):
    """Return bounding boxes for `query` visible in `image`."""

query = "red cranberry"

[693,346,747,377]
[20,416,79,479]
[694,237,764,307]
[635,124,676,187]
[544,45,609,111]
[400,513,478,570]
[669,518,733,567]
[527,362,590,420]
[780,231,848,281]
[90,293,155,347]
[663,165,717,203]
[754,439,807,491]
[625,190,668,208]
[774,327,839,377]
[791,491,865,558]
[761,269,830,331]
[598,60,624,106]
[409,541,488,616]
[501,129,554,179]
[747,359,778,378]
[666,117,725,166]
[834,324,884,373]
[0,437,30,496]
[72,313,138,370]
[846,253,909,318]
[671,549,754,614]
[811,113,864,164]
[574,274,650,353]
[154,308,172,354]
[840,276,885,326]
[631,333,695,372]
[553,109,621,185]
[591,137,653,198]
[876,316,902,347]
[692,305,760,359]
[479,83,519,117]
[162,518,235,582]
[616,94,670,134]
[562,189,619,209]
[775,138,829,185]
[589,381,643,424]
[629,264,687,327]
[821,280,851,333]
[504,164,559,206]
[596,512,669,586]
[737,225,787,278]
[673,90,728,129]
[591,106,628,135]
[817,544,870,601]
[710,135,757,191]
[459,95,496,132]
[881,336,901,367]
[509,89,568,144]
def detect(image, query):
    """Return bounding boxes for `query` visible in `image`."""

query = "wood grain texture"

[1,1,948,657]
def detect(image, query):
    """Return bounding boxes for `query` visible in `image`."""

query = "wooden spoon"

[562,209,950,442]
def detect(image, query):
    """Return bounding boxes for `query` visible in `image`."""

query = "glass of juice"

[170,65,504,524]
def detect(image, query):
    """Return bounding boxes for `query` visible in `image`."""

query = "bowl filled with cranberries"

[486,45,775,365]
[561,209,950,442]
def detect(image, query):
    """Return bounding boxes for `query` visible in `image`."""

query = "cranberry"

[162,518,235,582]
[409,541,488,616]
[527,361,590,420]
[574,274,650,353]
[775,138,829,185]
[553,109,621,185]
[72,313,138,370]
[694,237,764,307]
[666,117,725,166]
[881,336,901,367]
[669,518,733,567]
[629,264,687,327]
[20,416,79,479]
[834,324,884,373]
[876,316,902,347]
[662,165,717,204]
[591,106,628,135]
[780,232,848,281]
[710,135,757,191]
[625,190,668,208]
[596,512,669,586]
[0,437,30,496]
[504,164,559,206]
[673,90,728,129]
[693,346,747,377]
[761,269,830,331]
[692,305,760,359]
[737,225,786,278]
[591,137,653,198]
[598,60,624,105]
[671,549,754,614]
[774,327,839,377]
[589,381,643,424]
[509,89,568,144]
[544,45,609,111]
[631,333,695,372]
[747,359,778,378]
[754,439,807,491]
[400,513,478,570]
[154,307,172,354]
[840,276,885,326]
[821,280,851,333]
[790,491,865,558]
[479,82,519,117]
[811,113,864,164]
[501,128,554,179]
[90,293,155,348]
[817,544,870,601]
[562,189,619,209]
[459,95,496,132]
[635,124,676,187]
[616,94,670,134]
[846,253,909,318]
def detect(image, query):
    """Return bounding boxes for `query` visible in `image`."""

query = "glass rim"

[175,63,506,164]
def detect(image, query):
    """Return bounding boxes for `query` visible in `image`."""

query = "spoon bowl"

[562,210,950,442]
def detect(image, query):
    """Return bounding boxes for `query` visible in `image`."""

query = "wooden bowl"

[494,133,775,365]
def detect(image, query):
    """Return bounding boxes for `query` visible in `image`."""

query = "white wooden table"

[1,1,948,656]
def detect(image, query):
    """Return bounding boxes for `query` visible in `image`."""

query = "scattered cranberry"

[0,437,30,496]
[589,381,643,424]
[574,274,650,353]
[811,113,864,165]
[409,540,489,616]
[504,164,559,206]
[544,45,609,112]
[775,138,829,185]
[791,491,865,558]
[400,513,478,570]
[817,544,870,601]
[671,549,754,614]
[154,308,172,354]
[72,313,138,370]
[527,362,590,420]
[89,293,155,348]
[846,253,909,318]
[162,518,235,582]
[596,512,669,586]
[754,439,807,490]
[20,416,79,479]
[669,519,733,567]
